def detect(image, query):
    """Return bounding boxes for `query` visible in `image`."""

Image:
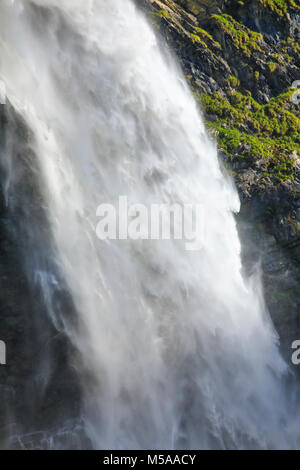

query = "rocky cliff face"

[141,0,300,362]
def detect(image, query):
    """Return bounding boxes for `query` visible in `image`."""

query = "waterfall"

[0,0,298,449]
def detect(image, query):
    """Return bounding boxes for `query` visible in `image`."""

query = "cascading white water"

[0,0,299,449]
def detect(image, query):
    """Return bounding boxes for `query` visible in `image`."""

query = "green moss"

[189,33,208,49]
[282,37,300,55]
[190,33,201,43]
[155,9,169,18]
[208,122,296,182]
[268,62,277,72]
[148,9,171,30]
[195,27,214,41]
[270,52,292,65]
[197,89,299,138]
[227,74,240,88]
[195,27,222,49]
[259,0,300,17]
[149,9,170,21]
[189,28,221,51]
[195,89,300,183]
[211,14,263,57]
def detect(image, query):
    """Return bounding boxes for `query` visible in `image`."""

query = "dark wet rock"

[0,103,86,449]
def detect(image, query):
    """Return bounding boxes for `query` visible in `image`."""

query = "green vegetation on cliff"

[196,89,300,182]
[211,14,263,57]
[146,0,300,184]
[259,0,300,16]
